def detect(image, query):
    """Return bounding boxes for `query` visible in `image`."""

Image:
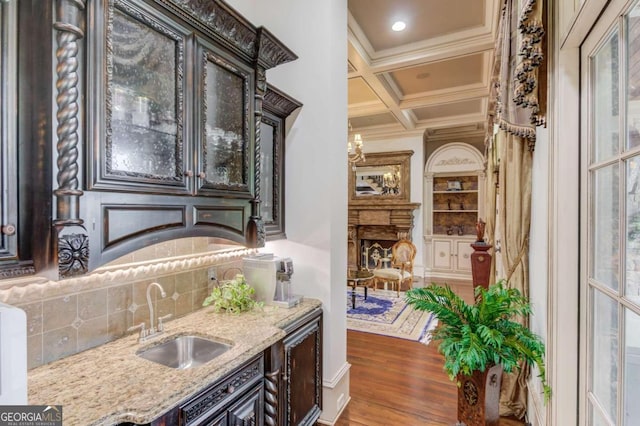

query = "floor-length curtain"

[496,130,533,418]
[484,0,545,416]
[484,134,499,285]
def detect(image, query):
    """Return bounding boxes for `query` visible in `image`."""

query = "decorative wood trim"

[246,66,266,248]
[54,0,89,280]
[0,264,36,279]
[58,233,89,278]
[264,84,302,117]
[264,368,279,426]
[183,356,263,423]
[53,0,85,225]
[155,0,297,70]
[257,27,298,69]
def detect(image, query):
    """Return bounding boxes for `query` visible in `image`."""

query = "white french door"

[581,0,640,424]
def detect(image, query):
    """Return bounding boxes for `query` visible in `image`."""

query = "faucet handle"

[158,314,172,332]
[127,322,147,341]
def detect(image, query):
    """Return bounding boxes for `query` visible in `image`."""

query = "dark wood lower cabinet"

[180,356,264,426]
[194,382,264,426]
[265,307,323,426]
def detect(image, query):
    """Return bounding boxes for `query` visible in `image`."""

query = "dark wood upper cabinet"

[261,85,301,241]
[1,0,297,279]
[0,1,59,279]
[0,1,33,278]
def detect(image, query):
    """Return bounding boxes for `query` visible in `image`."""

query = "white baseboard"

[318,362,351,425]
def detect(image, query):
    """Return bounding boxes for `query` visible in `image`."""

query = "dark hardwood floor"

[336,278,525,426]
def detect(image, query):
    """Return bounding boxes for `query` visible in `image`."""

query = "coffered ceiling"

[347,0,500,141]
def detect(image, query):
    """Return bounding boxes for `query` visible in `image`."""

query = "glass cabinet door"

[196,40,252,196]
[90,0,190,192]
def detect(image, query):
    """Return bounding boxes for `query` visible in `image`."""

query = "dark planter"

[456,364,503,426]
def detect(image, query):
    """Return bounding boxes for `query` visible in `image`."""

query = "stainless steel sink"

[136,335,231,369]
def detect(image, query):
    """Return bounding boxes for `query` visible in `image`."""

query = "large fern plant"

[406,280,551,401]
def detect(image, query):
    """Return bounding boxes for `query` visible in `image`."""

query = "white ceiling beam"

[348,102,389,118]
[399,87,489,109]
[416,112,487,129]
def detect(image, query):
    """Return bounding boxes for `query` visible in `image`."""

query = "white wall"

[225,0,349,421]
[363,135,425,275]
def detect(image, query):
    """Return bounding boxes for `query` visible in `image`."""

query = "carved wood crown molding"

[157,0,297,69]
[257,27,298,70]
[264,84,303,117]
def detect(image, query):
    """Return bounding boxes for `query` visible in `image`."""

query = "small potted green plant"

[405,280,550,426]
[203,274,262,314]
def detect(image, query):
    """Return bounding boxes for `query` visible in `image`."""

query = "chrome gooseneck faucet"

[147,282,166,335]
[129,282,171,342]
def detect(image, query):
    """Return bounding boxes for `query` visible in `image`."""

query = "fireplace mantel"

[347,201,420,268]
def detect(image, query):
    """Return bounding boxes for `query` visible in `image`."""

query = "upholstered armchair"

[372,239,416,296]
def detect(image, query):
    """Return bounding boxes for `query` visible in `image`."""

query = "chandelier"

[348,122,365,165]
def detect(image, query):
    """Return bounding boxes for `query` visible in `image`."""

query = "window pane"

[627,3,640,150]
[592,164,620,290]
[590,402,613,426]
[624,308,640,424]
[593,30,620,162]
[627,156,640,304]
[591,289,619,423]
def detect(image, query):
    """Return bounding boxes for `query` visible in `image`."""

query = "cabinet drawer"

[181,355,263,425]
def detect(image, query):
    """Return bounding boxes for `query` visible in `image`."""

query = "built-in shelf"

[433,190,478,194]
[433,210,478,213]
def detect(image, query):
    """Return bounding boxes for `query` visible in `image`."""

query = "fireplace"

[347,202,420,270]
[360,239,394,269]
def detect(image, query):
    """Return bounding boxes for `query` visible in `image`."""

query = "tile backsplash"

[0,238,252,369]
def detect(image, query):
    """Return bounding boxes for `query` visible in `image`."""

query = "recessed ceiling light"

[392,21,406,32]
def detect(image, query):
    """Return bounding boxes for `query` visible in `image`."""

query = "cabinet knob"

[2,224,16,236]
[463,254,469,259]
[197,172,206,179]
[183,170,193,177]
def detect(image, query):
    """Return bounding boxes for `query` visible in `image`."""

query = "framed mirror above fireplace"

[347,150,420,270]
[349,150,412,203]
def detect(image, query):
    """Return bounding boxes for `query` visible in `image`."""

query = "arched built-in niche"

[423,143,485,281]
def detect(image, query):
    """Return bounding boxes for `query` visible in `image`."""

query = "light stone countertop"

[28,298,322,426]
